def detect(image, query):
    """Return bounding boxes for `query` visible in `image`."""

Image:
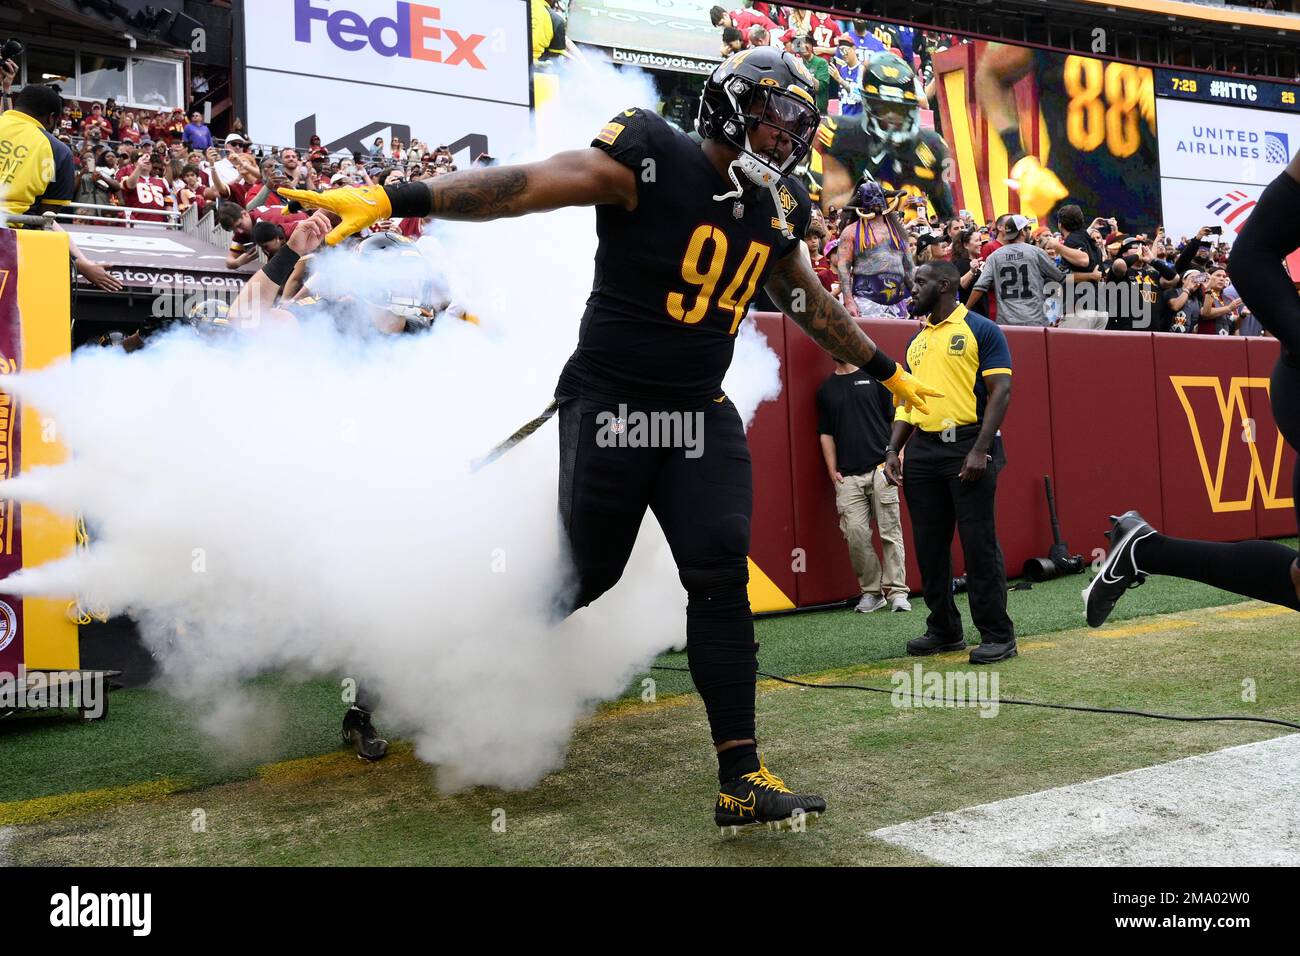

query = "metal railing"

[29,202,185,229]
[182,205,228,251]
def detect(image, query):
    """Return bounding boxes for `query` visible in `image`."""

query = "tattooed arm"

[282,149,638,243]
[766,245,943,412]
[834,223,859,316]
[766,242,887,367]
[890,212,915,286]
[421,149,638,220]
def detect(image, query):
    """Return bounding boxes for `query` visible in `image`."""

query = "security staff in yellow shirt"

[0,83,75,218]
[883,261,1016,664]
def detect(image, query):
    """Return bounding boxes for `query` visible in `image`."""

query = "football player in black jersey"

[284,47,941,834]
[817,51,954,219]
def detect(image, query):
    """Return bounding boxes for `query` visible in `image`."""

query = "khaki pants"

[834,466,908,598]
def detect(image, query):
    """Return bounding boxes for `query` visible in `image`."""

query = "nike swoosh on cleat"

[1097,525,1154,585]
[717,791,756,816]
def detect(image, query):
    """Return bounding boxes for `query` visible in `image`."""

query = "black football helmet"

[353,233,442,324]
[697,46,820,237]
[860,51,922,149]
[185,297,233,335]
[698,46,820,182]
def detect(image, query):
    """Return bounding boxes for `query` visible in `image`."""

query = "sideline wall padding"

[1153,335,1256,542]
[745,315,1298,611]
[993,327,1056,577]
[746,315,798,611]
[3,230,78,670]
[1246,337,1296,539]
[1046,329,1164,560]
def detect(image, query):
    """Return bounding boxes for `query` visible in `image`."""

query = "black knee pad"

[676,561,748,598]
[681,561,754,629]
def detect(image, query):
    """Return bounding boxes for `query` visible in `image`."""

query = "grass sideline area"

[3,600,1297,865]
[1,546,1296,863]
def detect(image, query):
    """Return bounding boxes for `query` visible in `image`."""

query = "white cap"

[1006,214,1031,233]
[224,133,246,144]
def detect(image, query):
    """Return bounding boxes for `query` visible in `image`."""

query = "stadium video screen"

[792,20,1162,232]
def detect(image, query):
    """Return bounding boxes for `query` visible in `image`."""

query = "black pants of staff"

[903,425,1015,645]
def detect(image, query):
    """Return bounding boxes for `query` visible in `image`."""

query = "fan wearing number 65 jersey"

[117,152,174,224]
[281,46,942,835]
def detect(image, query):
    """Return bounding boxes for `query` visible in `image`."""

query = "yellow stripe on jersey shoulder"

[596,121,625,145]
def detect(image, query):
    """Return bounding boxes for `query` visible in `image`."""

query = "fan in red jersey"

[118,151,173,224]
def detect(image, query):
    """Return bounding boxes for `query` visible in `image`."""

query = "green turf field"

[3,556,1298,865]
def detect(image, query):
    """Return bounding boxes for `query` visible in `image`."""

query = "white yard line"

[872,734,1300,866]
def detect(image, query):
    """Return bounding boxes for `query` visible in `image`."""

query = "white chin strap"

[712,133,796,240]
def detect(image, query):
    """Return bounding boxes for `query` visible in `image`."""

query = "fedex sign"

[294,0,486,69]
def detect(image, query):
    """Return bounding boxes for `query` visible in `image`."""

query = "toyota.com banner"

[239,0,532,166]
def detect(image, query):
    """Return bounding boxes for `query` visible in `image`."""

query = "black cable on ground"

[649,665,1300,731]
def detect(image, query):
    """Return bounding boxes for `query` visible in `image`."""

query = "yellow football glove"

[279,185,393,245]
[1006,155,1068,221]
[882,365,943,416]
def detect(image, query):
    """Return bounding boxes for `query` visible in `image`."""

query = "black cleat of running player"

[1083,510,1157,628]
[342,706,389,761]
[715,758,826,836]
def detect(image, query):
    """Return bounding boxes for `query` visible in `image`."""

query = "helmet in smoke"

[353,233,443,324]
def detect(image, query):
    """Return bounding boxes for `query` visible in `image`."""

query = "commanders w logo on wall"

[1170,375,1293,512]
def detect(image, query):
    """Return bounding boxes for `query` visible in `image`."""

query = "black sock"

[1137,534,1300,611]
[718,743,760,783]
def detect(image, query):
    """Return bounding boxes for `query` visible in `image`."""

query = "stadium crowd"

[807,203,1258,334]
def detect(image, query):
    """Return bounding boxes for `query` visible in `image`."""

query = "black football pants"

[555,395,757,745]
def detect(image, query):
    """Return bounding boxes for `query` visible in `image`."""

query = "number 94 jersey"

[555,107,810,407]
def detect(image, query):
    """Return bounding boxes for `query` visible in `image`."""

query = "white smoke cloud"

[0,57,785,790]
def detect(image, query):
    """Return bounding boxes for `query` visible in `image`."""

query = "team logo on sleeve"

[596,122,625,145]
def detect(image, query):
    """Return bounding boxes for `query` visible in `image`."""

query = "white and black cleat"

[1082,510,1156,628]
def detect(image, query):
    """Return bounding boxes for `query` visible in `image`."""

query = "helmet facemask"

[352,237,443,326]
[863,97,920,150]
[711,77,819,239]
